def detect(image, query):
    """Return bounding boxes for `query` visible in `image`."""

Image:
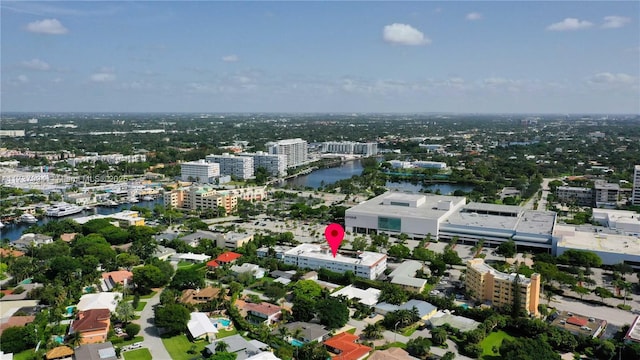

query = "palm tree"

[363,323,383,340]
[278,325,290,340]
[68,331,82,348]
[544,289,555,305]
[215,341,229,353]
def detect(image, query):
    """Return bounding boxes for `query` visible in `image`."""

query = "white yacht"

[142,195,154,201]
[19,213,38,223]
[45,203,84,217]
[0,221,4,229]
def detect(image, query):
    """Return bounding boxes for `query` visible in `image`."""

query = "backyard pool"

[53,335,64,344]
[65,306,76,316]
[213,318,232,328]
[20,278,32,285]
[290,339,304,347]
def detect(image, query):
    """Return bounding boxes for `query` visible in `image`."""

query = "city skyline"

[1,1,639,114]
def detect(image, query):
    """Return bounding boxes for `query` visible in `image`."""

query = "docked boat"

[19,213,38,223]
[142,195,154,201]
[101,200,120,207]
[0,221,4,229]
[45,203,84,217]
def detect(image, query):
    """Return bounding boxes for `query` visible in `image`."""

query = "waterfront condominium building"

[205,153,254,180]
[181,160,220,183]
[283,243,387,280]
[265,138,308,168]
[633,165,640,205]
[320,141,378,157]
[238,151,288,177]
[465,258,541,316]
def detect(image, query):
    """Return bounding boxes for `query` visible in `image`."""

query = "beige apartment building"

[465,258,541,316]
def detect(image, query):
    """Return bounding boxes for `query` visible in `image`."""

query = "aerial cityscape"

[1,2,640,360]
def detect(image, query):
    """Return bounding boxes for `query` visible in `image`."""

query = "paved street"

[133,290,172,360]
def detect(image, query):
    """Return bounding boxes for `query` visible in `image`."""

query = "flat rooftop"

[463,202,523,216]
[515,210,557,236]
[347,192,466,220]
[468,259,532,284]
[625,316,640,343]
[555,225,640,256]
[442,211,519,231]
[550,310,606,338]
[284,243,386,267]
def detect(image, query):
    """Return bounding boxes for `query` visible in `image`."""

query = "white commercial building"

[181,160,220,183]
[413,161,448,170]
[592,209,640,234]
[239,151,287,177]
[345,192,466,239]
[283,243,387,280]
[554,224,640,267]
[632,165,640,206]
[266,138,308,168]
[0,130,26,137]
[206,154,254,180]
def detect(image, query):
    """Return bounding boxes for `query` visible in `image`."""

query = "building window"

[378,217,401,231]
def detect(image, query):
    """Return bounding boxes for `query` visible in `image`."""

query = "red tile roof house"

[100,270,133,291]
[236,299,282,326]
[324,332,372,360]
[70,309,111,344]
[207,251,242,270]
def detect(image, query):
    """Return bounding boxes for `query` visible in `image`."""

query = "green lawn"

[110,336,145,347]
[374,341,407,350]
[140,290,157,299]
[480,330,515,359]
[13,350,37,360]
[124,348,152,360]
[402,323,420,337]
[162,334,208,360]
[135,301,147,311]
[217,327,238,338]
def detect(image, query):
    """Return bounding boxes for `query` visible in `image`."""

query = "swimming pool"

[290,339,304,347]
[65,306,76,316]
[20,278,32,285]
[53,335,64,344]
[213,318,231,327]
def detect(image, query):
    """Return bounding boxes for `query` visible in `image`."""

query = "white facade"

[554,224,640,266]
[66,154,146,166]
[239,151,287,177]
[633,165,640,205]
[320,142,377,156]
[181,160,220,183]
[266,138,308,168]
[283,244,387,280]
[205,154,254,180]
[345,192,466,239]
[413,161,447,170]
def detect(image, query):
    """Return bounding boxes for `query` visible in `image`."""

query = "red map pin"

[324,223,345,258]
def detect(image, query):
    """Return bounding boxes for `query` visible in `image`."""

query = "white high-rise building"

[205,154,254,180]
[321,141,378,156]
[239,151,287,177]
[632,165,640,206]
[266,138,308,168]
[181,160,220,183]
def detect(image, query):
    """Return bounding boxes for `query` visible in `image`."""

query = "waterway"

[285,159,476,194]
[1,198,163,242]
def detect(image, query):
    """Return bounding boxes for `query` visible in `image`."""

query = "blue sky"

[1,1,639,114]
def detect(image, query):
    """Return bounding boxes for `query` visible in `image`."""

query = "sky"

[1,1,639,114]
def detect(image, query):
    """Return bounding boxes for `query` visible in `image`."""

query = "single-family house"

[275,322,330,344]
[388,260,427,293]
[323,332,372,360]
[13,233,53,251]
[154,245,177,261]
[374,299,437,321]
[0,248,25,259]
[179,230,218,247]
[207,251,242,270]
[172,252,211,263]
[368,348,418,360]
[72,341,117,360]
[77,292,122,312]
[70,309,111,344]
[0,316,35,336]
[215,232,253,250]
[100,270,133,292]
[331,285,380,306]
[236,300,281,325]
[187,312,218,341]
[180,287,224,305]
[204,334,270,360]
[59,233,78,243]
[45,346,74,360]
[230,263,266,279]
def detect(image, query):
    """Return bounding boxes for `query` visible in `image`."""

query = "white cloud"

[25,18,68,34]
[383,23,431,46]
[546,18,593,31]
[90,68,116,82]
[466,12,483,21]
[17,75,29,83]
[601,16,630,29]
[222,54,239,62]
[21,58,51,71]
[588,72,637,85]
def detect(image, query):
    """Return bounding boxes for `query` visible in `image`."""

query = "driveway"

[133,289,172,359]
